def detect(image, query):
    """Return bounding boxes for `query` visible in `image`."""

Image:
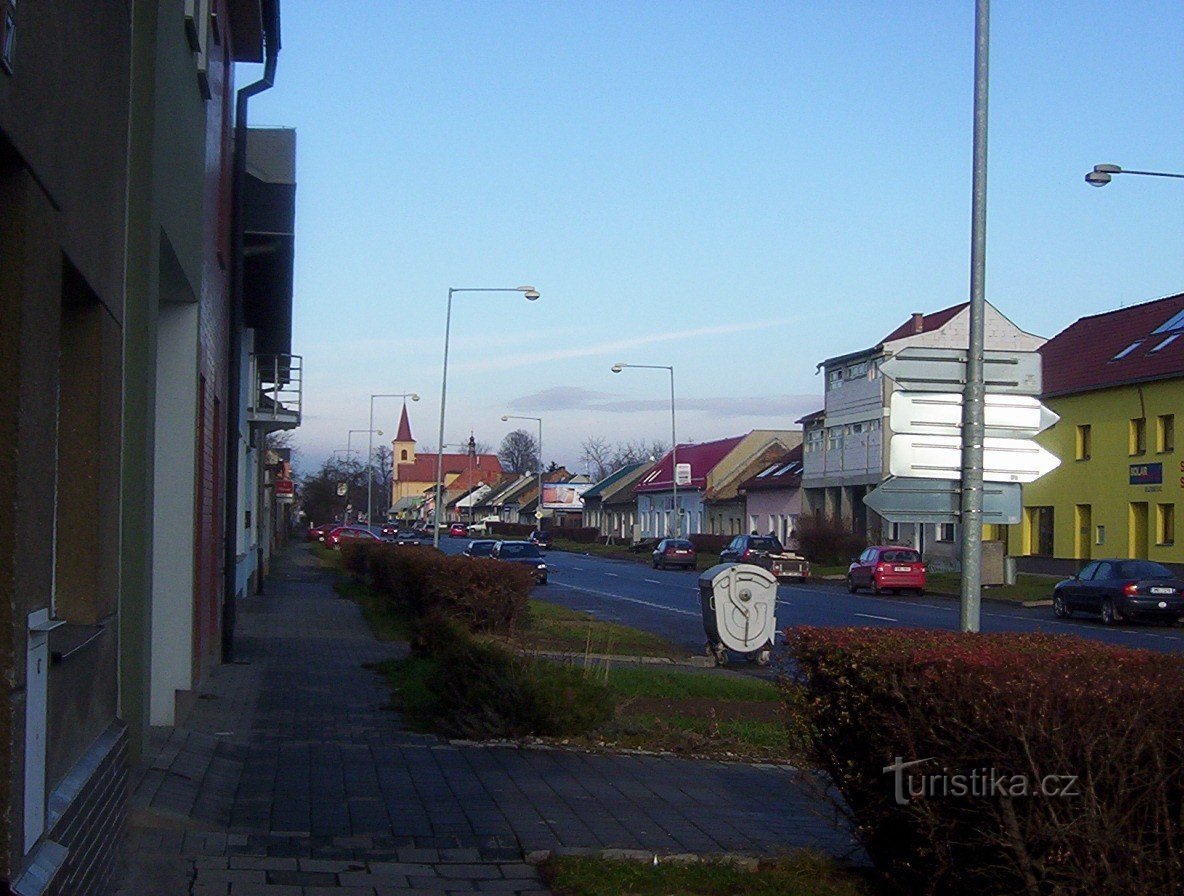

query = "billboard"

[541,482,592,511]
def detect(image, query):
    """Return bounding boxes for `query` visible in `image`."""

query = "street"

[438,537,1184,657]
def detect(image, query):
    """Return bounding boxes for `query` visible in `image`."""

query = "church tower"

[392,402,416,471]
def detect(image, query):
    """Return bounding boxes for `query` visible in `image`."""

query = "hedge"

[784,627,1184,895]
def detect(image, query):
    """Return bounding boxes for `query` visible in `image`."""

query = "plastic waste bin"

[698,563,778,666]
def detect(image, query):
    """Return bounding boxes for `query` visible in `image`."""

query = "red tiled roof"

[394,453,503,483]
[738,444,805,492]
[395,404,414,441]
[634,435,746,493]
[1041,293,1184,397]
[881,303,968,343]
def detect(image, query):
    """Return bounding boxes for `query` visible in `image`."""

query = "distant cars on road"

[847,546,926,596]
[492,540,547,584]
[448,522,468,538]
[720,534,810,580]
[323,525,382,549]
[1053,559,1184,625]
[652,538,696,570]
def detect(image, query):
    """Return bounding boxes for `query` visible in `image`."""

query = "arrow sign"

[864,476,1022,525]
[880,348,1042,395]
[890,392,1059,439]
[889,434,1060,483]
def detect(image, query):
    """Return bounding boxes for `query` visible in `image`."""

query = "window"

[1129,418,1146,455]
[1078,561,1100,580]
[937,523,955,543]
[1158,415,1175,453]
[1096,525,1105,546]
[1027,506,1054,556]
[1075,424,1091,461]
[1158,504,1175,546]
[1112,341,1143,360]
[847,361,868,379]
[827,368,843,389]
[1,0,14,74]
[888,523,900,542]
[400,449,408,460]
[1152,308,1184,334]
[827,427,844,450]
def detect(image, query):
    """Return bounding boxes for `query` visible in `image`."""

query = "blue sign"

[1130,463,1163,485]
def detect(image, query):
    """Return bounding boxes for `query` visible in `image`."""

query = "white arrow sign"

[889,434,1060,483]
[889,392,1059,440]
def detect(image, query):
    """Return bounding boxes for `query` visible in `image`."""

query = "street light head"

[516,285,540,300]
[1085,171,1112,187]
[500,415,510,421]
[611,363,624,373]
[1093,164,1122,174]
[410,393,420,402]
[376,429,383,436]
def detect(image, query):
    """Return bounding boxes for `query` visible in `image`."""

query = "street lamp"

[1085,163,1184,187]
[368,392,419,526]
[611,363,679,537]
[502,414,543,529]
[434,285,540,546]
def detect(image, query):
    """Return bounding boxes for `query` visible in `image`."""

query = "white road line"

[644,578,662,584]
[555,584,700,618]
[854,612,898,622]
[605,572,620,577]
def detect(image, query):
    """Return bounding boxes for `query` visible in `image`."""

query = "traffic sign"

[880,348,1041,395]
[889,434,1060,483]
[889,392,1059,440]
[336,483,347,496]
[674,463,692,486]
[864,476,1022,525]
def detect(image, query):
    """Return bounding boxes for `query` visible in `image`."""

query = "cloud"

[509,386,821,419]
[453,318,796,373]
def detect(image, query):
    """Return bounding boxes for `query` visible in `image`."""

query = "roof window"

[1152,309,1184,334]
[1112,340,1143,360]
[1150,333,1180,353]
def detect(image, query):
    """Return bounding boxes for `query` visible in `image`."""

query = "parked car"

[323,525,382,549]
[448,522,468,538]
[307,521,336,541]
[529,529,553,551]
[491,540,547,584]
[720,534,810,580]
[1053,559,1184,625]
[462,539,498,558]
[652,538,696,570]
[847,546,926,596]
[380,523,401,538]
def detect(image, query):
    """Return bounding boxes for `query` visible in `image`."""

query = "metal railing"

[249,354,302,429]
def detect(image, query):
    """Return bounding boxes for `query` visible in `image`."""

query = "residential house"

[581,463,654,536]
[738,445,806,546]
[703,432,802,535]
[1009,292,1184,575]
[802,302,1043,566]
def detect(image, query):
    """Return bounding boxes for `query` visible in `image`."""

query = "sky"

[247,1,1184,477]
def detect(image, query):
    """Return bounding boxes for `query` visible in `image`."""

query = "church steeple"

[392,403,416,469]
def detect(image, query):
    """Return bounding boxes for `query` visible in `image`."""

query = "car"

[323,525,382,549]
[1053,559,1184,625]
[307,521,336,541]
[491,540,548,584]
[652,538,696,570]
[719,534,810,580]
[448,522,468,538]
[380,523,402,538]
[462,539,498,558]
[529,529,553,551]
[847,546,926,596]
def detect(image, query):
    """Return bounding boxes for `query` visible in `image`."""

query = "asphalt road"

[437,536,1184,657]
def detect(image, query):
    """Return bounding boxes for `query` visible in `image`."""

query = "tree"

[499,429,539,475]
[369,445,394,518]
[580,436,614,482]
[298,456,368,526]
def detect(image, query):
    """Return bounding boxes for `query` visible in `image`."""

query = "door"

[1074,505,1092,561]
[1080,560,1112,614]
[1066,560,1099,611]
[1129,502,1149,559]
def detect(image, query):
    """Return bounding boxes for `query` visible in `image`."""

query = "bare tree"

[499,429,539,475]
[612,439,669,468]
[370,444,394,518]
[472,439,492,455]
[580,436,614,482]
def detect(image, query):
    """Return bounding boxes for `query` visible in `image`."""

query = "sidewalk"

[115,545,855,894]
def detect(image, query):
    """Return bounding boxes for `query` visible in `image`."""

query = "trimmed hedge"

[785,627,1184,895]
[689,533,729,554]
[793,513,864,564]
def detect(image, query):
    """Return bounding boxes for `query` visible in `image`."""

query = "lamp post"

[611,363,679,537]
[1085,163,1184,187]
[345,429,381,523]
[434,285,539,547]
[502,414,543,529]
[368,392,419,527]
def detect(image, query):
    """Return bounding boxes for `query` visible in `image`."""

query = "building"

[703,433,802,535]
[802,302,1043,565]
[581,462,654,537]
[1010,292,1184,574]
[738,444,806,546]
[389,407,502,520]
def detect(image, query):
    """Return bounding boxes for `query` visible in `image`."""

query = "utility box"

[698,563,778,666]
[982,539,1005,586]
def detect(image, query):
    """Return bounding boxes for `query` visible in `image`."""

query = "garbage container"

[698,563,778,666]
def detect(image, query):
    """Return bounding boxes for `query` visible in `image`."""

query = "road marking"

[644,578,662,584]
[555,584,700,618]
[605,572,620,577]
[854,612,898,622]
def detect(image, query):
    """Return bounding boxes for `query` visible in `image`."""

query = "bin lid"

[699,562,777,588]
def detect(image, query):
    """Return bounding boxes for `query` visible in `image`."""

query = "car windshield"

[1115,560,1174,579]
[667,540,694,549]
[749,537,781,552]
[500,543,541,559]
[467,541,495,556]
[882,549,922,563]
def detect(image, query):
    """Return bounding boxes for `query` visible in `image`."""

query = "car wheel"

[1101,598,1117,626]
[847,576,857,594]
[1052,593,1070,619]
[651,557,658,568]
[872,580,883,596]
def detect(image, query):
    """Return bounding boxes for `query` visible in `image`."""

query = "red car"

[323,526,381,549]
[652,538,697,570]
[847,546,926,596]
[448,522,468,538]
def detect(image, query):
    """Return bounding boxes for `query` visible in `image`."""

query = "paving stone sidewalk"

[115,545,855,894]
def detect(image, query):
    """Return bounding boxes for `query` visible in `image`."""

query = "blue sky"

[248,2,1184,475]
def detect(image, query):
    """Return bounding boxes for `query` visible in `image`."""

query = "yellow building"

[1011,294,1183,573]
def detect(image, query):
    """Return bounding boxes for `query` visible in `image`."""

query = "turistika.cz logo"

[883,756,1080,806]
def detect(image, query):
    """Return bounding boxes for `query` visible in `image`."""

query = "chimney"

[911,312,924,334]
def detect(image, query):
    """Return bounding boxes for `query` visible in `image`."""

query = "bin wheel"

[748,649,771,666]
[707,643,728,666]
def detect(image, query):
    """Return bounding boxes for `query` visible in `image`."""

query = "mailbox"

[698,563,778,666]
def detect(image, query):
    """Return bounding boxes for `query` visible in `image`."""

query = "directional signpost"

[880,347,1042,394]
[864,477,1022,525]
[889,434,1060,483]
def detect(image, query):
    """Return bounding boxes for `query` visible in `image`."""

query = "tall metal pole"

[537,419,543,529]
[368,399,376,526]
[959,0,990,632]
[433,288,455,549]
[669,367,678,538]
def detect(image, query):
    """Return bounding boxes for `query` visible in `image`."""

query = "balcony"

[248,354,302,431]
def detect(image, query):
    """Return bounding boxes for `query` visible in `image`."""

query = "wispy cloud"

[509,386,821,419]
[454,318,795,373]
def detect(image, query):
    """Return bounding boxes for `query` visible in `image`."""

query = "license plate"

[894,566,911,572]
[1150,586,1176,595]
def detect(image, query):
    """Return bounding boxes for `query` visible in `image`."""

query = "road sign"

[880,348,1041,395]
[674,463,692,486]
[889,434,1060,483]
[864,476,1022,525]
[336,482,347,496]
[889,392,1059,439]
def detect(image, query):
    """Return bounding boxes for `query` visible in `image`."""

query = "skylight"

[1152,309,1184,334]
[757,463,780,478]
[1112,340,1143,360]
[1151,333,1180,353]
